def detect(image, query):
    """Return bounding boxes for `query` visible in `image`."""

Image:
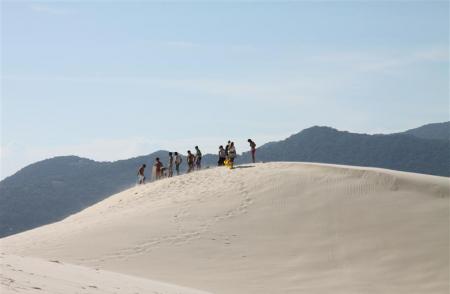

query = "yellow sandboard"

[224,159,233,169]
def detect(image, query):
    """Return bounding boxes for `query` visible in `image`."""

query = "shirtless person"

[137,164,146,184]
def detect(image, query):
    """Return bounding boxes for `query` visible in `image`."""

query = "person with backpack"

[186,150,195,173]
[228,142,237,169]
[137,164,146,184]
[248,139,257,163]
[174,152,182,175]
[218,145,226,166]
[195,146,202,170]
[168,152,174,177]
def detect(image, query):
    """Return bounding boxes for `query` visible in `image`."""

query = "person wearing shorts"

[137,164,146,184]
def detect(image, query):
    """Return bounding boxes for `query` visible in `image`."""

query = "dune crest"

[1,162,449,293]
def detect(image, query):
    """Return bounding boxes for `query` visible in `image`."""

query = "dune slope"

[0,254,209,294]
[1,162,449,293]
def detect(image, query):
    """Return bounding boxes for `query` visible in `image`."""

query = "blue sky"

[1,0,449,178]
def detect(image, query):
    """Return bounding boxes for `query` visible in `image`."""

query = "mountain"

[402,121,450,140]
[1,123,449,238]
[0,152,167,238]
[0,150,222,238]
[241,126,450,176]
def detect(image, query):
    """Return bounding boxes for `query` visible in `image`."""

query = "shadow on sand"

[234,165,255,169]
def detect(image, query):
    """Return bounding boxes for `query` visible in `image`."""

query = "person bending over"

[248,139,256,163]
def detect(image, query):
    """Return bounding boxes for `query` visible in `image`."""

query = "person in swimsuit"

[187,151,195,173]
[154,157,163,180]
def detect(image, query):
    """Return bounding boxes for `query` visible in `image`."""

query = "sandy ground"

[1,162,449,293]
[0,254,209,294]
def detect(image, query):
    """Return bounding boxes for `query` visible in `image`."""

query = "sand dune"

[1,162,449,293]
[0,254,209,294]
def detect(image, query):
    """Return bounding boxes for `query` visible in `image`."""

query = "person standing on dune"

[168,152,174,177]
[137,164,146,184]
[248,139,256,163]
[225,140,231,157]
[195,146,202,170]
[228,142,237,169]
[187,150,195,173]
[154,157,164,180]
[174,152,182,175]
[218,145,226,166]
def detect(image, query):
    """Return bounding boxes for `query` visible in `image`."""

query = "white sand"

[1,254,209,294]
[1,162,449,293]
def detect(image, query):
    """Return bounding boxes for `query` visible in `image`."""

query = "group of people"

[217,141,236,167]
[137,139,256,184]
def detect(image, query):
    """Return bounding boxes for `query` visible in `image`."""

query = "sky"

[1,0,449,179]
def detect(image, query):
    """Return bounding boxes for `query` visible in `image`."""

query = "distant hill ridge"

[1,122,449,238]
[241,124,449,176]
[402,121,449,140]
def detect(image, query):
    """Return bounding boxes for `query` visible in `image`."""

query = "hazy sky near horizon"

[1,0,449,178]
